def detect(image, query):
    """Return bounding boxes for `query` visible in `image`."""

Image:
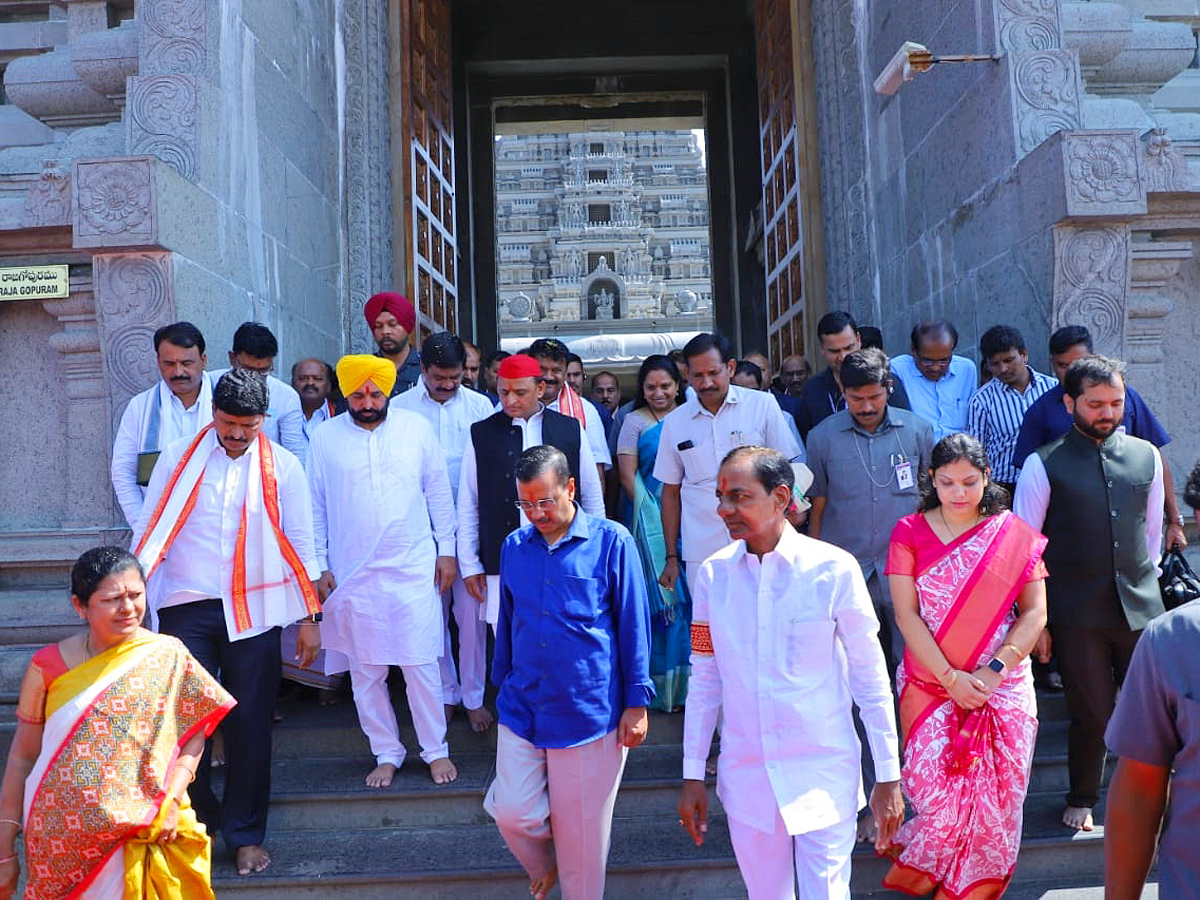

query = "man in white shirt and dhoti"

[679,446,903,899]
[111,321,214,527]
[308,355,460,787]
[393,331,496,732]
[132,368,323,877]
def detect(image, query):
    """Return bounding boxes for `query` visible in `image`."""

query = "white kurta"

[682,525,900,836]
[308,410,457,669]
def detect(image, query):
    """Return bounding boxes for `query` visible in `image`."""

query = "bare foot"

[318,688,341,707]
[1063,805,1094,831]
[365,762,397,788]
[445,703,457,724]
[430,757,458,785]
[466,705,494,733]
[235,844,270,875]
[705,748,718,776]
[856,809,878,843]
[211,729,226,768]
[530,868,557,900]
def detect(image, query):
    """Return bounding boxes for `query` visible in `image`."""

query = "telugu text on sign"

[0,265,70,300]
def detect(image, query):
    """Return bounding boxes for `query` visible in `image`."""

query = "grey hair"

[720,446,794,499]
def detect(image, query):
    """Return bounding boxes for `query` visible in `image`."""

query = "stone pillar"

[1127,237,1193,414]
[41,276,115,529]
[342,0,395,353]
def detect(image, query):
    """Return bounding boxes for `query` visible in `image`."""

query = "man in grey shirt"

[1104,601,1200,899]
[806,348,934,671]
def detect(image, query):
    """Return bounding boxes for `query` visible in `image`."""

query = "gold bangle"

[168,795,182,807]
[0,854,16,865]
[1002,643,1023,662]
[945,670,958,688]
[0,819,20,833]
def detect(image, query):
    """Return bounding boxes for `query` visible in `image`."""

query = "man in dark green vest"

[1013,356,1165,833]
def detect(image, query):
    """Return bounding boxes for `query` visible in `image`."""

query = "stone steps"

[192,692,1125,899]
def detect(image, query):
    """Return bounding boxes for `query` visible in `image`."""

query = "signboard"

[0,265,70,301]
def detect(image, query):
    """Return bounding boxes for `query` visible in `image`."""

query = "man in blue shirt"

[890,319,977,440]
[485,445,654,900]
[1013,324,1185,551]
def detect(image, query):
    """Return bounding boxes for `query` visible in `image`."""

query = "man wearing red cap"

[365,291,422,395]
[458,354,606,626]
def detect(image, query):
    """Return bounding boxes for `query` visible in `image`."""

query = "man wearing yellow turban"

[307,354,460,787]
[335,354,397,399]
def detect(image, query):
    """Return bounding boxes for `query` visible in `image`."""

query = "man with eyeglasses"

[211,321,308,464]
[485,444,653,900]
[458,354,605,630]
[890,319,977,441]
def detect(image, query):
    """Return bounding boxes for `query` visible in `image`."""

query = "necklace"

[938,506,980,540]
[83,634,95,661]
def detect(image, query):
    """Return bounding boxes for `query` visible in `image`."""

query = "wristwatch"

[986,657,1006,675]
[302,612,323,624]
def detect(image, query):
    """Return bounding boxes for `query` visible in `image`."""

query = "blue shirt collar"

[528,502,590,551]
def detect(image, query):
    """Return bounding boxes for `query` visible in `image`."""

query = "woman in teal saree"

[616,355,691,712]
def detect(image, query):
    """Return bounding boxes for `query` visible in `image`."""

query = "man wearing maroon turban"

[365,292,422,395]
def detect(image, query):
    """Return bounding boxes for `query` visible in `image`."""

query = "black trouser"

[1053,624,1141,809]
[158,599,281,851]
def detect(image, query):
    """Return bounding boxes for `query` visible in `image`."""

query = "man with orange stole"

[132,369,322,877]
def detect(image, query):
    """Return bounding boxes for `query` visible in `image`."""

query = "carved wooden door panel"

[755,0,823,367]
[399,0,456,339]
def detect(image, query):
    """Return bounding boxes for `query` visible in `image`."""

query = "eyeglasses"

[514,498,559,512]
[917,356,952,368]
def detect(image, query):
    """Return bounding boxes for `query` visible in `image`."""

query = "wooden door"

[398,0,457,339]
[754,0,824,367]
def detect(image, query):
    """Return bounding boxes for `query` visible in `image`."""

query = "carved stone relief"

[140,0,208,75]
[994,0,1062,52]
[73,157,157,249]
[92,251,175,426]
[1063,131,1145,216]
[127,75,198,178]
[1012,51,1082,156]
[22,161,72,227]
[1126,238,1193,414]
[1052,225,1129,357]
[1142,129,1196,193]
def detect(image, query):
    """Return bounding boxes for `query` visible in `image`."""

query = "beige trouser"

[484,724,628,899]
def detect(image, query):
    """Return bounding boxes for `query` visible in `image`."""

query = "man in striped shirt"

[965,325,1056,494]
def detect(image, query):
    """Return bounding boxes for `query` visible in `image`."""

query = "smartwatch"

[986,657,1006,675]
[303,611,323,624]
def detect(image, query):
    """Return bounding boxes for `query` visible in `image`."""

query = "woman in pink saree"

[883,434,1049,899]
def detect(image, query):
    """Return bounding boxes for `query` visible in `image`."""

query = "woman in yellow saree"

[0,547,234,899]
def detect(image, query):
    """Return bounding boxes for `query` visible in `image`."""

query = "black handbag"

[1158,547,1200,611]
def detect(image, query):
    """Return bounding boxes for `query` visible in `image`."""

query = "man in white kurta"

[393,332,496,732]
[308,354,459,787]
[111,321,214,527]
[679,447,903,900]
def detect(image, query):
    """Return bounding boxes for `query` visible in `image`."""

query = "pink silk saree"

[882,510,1048,900]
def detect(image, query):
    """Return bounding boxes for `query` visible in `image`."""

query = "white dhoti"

[484,724,628,898]
[322,525,447,765]
[438,576,488,709]
[727,806,855,900]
